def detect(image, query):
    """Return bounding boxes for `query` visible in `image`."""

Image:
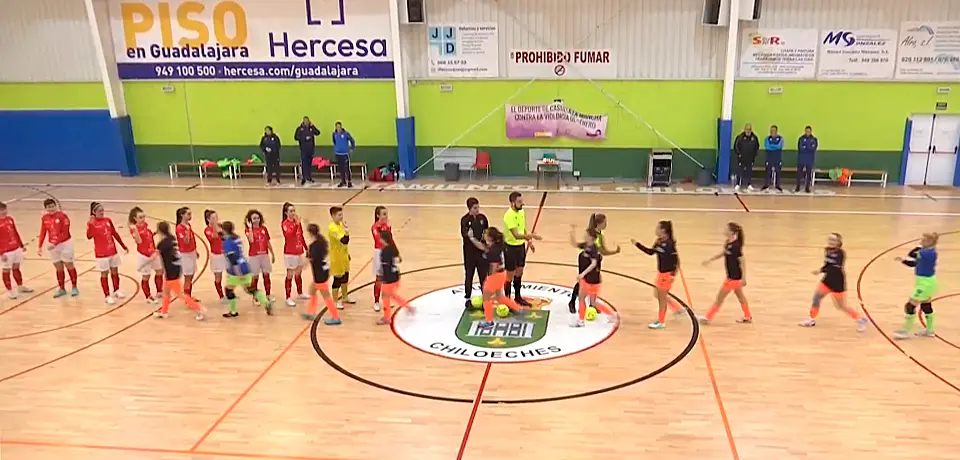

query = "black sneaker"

[805,188,811,193]
[760,186,769,191]
[464,299,472,309]
[517,297,532,307]
[347,182,353,188]
[794,187,800,193]
[222,311,239,318]
[337,183,346,188]
[776,186,783,192]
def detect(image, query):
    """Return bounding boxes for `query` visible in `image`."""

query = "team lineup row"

[0,195,942,338]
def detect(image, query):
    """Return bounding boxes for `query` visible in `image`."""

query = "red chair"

[472,151,491,179]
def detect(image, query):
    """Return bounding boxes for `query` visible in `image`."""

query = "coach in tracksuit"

[762,125,784,191]
[733,124,760,190]
[460,197,489,309]
[796,125,818,193]
[260,126,282,186]
[294,117,320,186]
[332,122,356,188]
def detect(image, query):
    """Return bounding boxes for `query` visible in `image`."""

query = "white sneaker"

[373,302,382,312]
[113,291,126,299]
[336,301,345,310]
[798,318,816,327]
[7,291,18,300]
[195,308,206,321]
[146,296,159,305]
[734,185,741,192]
[105,296,117,305]
[606,312,620,323]
[285,298,296,307]
[153,311,168,319]
[342,296,356,304]
[18,286,33,293]
[697,315,710,325]
[747,185,755,191]
[893,329,910,340]
[297,293,311,301]
[569,317,585,328]
[915,329,936,337]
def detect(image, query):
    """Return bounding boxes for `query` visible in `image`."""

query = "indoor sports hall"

[4,0,960,459]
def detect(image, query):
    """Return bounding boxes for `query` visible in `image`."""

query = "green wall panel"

[136,145,399,177]
[0,82,107,109]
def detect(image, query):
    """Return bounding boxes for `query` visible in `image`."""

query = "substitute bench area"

[751,166,888,188]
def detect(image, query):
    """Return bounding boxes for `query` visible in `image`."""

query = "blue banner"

[117,61,395,80]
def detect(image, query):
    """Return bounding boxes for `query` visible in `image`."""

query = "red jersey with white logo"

[281,219,306,255]
[87,217,127,258]
[131,222,156,257]
[39,211,71,248]
[246,226,270,256]
[0,216,24,254]
[372,221,392,249]
[204,225,223,255]
[176,223,196,253]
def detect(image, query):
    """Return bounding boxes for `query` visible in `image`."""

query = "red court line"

[856,231,960,394]
[678,269,740,460]
[455,191,548,460]
[0,439,349,460]
[0,265,97,317]
[917,293,960,351]
[0,249,96,301]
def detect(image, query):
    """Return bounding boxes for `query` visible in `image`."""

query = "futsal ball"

[470,296,483,309]
[585,307,598,321]
[496,304,510,318]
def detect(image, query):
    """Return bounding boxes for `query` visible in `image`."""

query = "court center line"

[677,269,740,460]
[455,191,548,460]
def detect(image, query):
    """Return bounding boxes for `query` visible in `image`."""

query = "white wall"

[757,0,960,29]
[0,0,101,82]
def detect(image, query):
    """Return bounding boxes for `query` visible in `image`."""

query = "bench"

[168,161,224,180]
[234,162,302,182]
[749,166,887,188]
[330,161,368,181]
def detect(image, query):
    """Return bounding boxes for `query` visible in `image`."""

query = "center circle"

[392,282,618,364]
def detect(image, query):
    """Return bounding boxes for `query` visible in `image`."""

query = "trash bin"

[444,162,461,182]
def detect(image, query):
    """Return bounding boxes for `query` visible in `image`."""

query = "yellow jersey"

[504,208,526,246]
[327,222,350,275]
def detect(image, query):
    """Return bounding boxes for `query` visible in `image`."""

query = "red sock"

[374,280,382,302]
[740,303,752,319]
[56,270,66,290]
[141,279,152,298]
[285,277,293,298]
[100,276,110,296]
[706,304,721,321]
[12,268,22,286]
[251,276,260,290]
[262,274,272,296]
[154,274,163,293]
[2,271,11,290]
[184,278,193,296]
[67,268,78,287]
[214,279,224,298]
[294,274,303,294]
[111,272,121,292]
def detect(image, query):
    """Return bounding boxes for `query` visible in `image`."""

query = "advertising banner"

[426,23,499,78]
[895,22,960,81]
[109,0,393,80]
[739,28,819,79]
[505,102,607,140]
[817,29,897,79]
[506,49,615,79]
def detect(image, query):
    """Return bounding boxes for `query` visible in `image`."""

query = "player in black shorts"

[376,229,415,325]
[699,222,752,324]
[503,192,541,306]
[302,223,341,325]
[798,233,868,331]
[567,213,620,313]
[631,220,684,330]
[460,197,489,308]
[570,225,617,327]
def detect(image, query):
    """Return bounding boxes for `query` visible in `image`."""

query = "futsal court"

[2,175,960,460]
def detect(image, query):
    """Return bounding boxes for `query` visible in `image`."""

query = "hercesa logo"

[823,31,856,47]
[119,1,251,58]
[750,34,785,46]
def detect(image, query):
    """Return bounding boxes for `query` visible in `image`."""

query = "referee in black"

[460,197,489,308]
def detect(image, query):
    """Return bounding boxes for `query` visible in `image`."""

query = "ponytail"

[727,222,744,246]
[128,206,143,225]
[659,220,675,242]
[175,207,189,225]
[90,201,102,216]
[203,209,216,226]
[586,213,607,232]
[374,205,387,223]
[221,221,236,238]
[282,202,293,222]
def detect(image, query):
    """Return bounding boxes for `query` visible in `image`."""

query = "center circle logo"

[392,282,618,363]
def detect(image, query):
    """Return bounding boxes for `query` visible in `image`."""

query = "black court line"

[341,185,368,205]
[734,194,750,212]
[925,192,938,202]
[310,261,699,405]
[185,183,200,191]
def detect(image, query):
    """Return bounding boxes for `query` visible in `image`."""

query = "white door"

[905,114,934,186]
[926,115,960,186]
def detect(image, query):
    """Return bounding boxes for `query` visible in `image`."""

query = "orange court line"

[0,264,98,317]
[0,439,350,460]
[0,249,95,298]
[678,267,741,460]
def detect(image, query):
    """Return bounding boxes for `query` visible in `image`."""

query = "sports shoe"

[799,318,816,327]
[373,302,381,312]
[736,317,753,324]
[915,329,936,337]
[648,321,666,329]
[300,313,316,321]
[195,308,206,321]
[7,291,17,300]
[697,315,710,325]
[53,289,67,298]
[342,296,356,304]
[569,318,585,328]
[113,291,126,299]
[376,317,390,325]
[893,329,910,340]
[324,318,342,326]
[747,185,755,191]
[70,287,79,297]
[264,301,274,316]
[285,298,296,307]
[223,311,239,318]
[856,317,868,332]
[18,286,33,293]
[146,296,159,305]
[153,311,168,319]
[297,293,311,301]
[734,185,741,192]
[105,296,116,305]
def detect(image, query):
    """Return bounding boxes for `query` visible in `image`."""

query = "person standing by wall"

[733,124,760,191]
[294,117,320,187]
[260,126,282,186]
[762,125,784,192]
[332,122,356,188]
[796,125,818,193]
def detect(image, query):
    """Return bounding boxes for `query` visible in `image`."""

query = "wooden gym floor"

[2,174,960,460]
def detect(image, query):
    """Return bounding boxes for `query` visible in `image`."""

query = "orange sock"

[382,297,393,321]
[160,294,172,315]
[483,299,494,322]
[668,300,683,313]
[499,296,522,312]
[181,294,203,313]
[323,294,339,320]
[657,308,666,323]
[592,301,614,315]
[306,295,319,315]
[578,297,587,320]
[706,304,720,320]
[392,294,412,310]
[809,306,820,319]
[740,303,751,318]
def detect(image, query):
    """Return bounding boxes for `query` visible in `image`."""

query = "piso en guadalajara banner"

[505,103,608,140]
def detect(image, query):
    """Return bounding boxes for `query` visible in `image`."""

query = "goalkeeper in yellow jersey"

[327,206,355,310]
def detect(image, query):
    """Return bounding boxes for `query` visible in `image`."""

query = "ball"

[470,296,483,309]
[585,307,598,321]
[495,304,510,318]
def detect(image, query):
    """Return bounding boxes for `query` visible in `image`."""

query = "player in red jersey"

[87,202,128,304]
[281,202,309,307]
[38,198,79,298]
[175,207,200,298]
[204,209,227,304]
[0,203,33,299]
[128,207,163,304]
[371,206,400,313]
[245,209,275,300]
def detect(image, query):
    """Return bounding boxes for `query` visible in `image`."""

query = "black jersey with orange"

[820,247,845,292]
[309,239,330,284]
[724,239,743,280]
[577,244,602,284]
[380,245,401,284]
[635,238,678,274]
[486,242,505,274]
